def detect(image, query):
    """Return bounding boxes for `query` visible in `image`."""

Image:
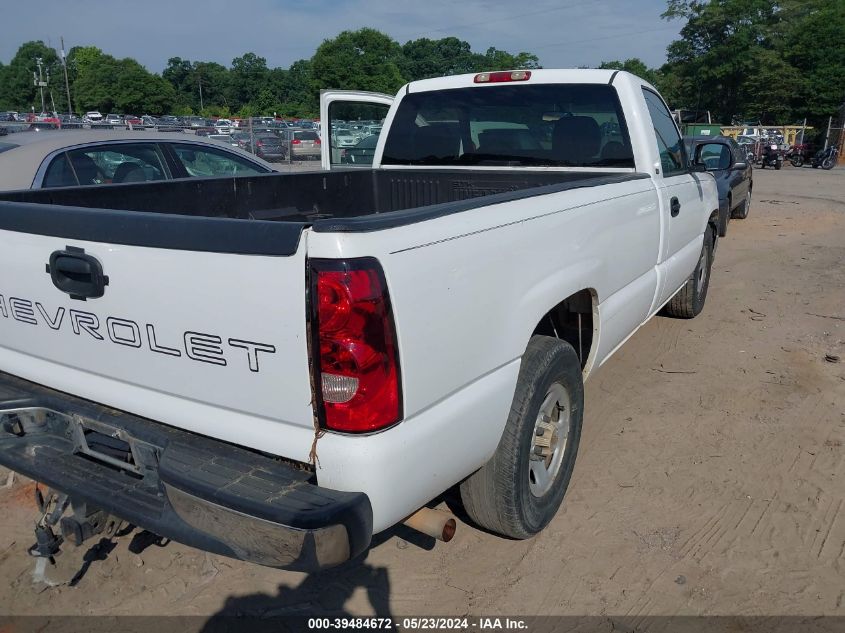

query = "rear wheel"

[460,336,583,539]
[662,225,714,319]
[732,189,751,220]
[822,157,835,170]
[790,155,804,167]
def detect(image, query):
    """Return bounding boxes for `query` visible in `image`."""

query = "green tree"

[194,61,229,110]
[70,46,119,112]
[599,58,658,85]
[1,41,61,111]
[228,52,269,109]
[311,28,405,95]
[781,0,845,121]
[401,37,479,80]
[661,0,845,125]
[478,47,540,71]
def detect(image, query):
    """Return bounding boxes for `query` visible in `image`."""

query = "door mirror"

[733,161,748,170]
[692,142,733,171]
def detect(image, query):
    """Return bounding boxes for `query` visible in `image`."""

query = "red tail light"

[310,258,401,433]
[256,140,264,147]
[315,138,321,145]
[474,70,531,83]
[292,139,301,144]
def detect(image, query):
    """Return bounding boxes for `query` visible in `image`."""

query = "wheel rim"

[529,382,570,497]
[696,246,708,297]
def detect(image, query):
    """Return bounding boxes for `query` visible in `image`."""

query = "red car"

[124,115,143,127]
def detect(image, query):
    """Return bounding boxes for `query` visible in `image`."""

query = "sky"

[0,0,684,72]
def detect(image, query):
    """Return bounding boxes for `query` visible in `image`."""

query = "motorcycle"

[811,146,839,170]
[786,144,808,167]
[760,143,783,170]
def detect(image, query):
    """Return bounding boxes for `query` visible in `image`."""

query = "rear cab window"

[382,83,634,167]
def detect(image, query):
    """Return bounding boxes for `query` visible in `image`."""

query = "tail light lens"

[315,138,321,145]
[292,139,301,144]
[309,258,401,433]
[474,70,532,83]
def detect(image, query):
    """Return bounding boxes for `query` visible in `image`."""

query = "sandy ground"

[0,166,843,622]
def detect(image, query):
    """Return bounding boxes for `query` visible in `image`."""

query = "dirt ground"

[0,166,843,622]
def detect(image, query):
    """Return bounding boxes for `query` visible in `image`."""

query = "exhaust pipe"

[403,508,456,542]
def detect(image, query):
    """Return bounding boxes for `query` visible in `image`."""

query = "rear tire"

[732,189,751,220]
[460,336,583,539]
[790,155,804,167]
[662,225,714,319]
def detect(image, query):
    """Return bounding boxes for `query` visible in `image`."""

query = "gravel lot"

[0,166,843,624]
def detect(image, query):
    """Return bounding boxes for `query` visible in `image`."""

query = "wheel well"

[708,210,720,233]
[531,289,595,369]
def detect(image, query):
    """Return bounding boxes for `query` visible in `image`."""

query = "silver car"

[0,130,277,190]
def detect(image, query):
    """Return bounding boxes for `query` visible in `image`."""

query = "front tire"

[790,155,804,167]
[662,225,714,319]
[460,336,583,539]
[822,157,835,170]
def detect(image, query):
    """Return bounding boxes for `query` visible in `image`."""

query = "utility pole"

[824,115,832,151]
[60,37,73,116]
[34,57,47,113]
[198,76,204,112]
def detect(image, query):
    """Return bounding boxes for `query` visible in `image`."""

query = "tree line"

[605,0,844,130]
[0,29,538,118]
[0,0,842,129]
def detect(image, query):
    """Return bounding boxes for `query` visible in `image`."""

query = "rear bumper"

[0,371,372,571]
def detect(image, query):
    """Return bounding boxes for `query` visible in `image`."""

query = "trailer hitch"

[28,485,68,562]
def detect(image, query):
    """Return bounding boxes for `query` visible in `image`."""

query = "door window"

[42,143,169,187]
[170,143,270,177]
[642,89,686,176]
[328,101,390,167]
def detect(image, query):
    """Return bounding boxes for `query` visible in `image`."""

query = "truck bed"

[0,169,645,255]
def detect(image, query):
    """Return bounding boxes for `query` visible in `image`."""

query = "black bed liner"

[0,169,648,255]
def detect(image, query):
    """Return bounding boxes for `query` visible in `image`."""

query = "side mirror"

[691,141,733,172]
[733,161,748,170]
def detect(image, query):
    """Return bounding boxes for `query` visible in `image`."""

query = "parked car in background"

[340,134,378,165]
[214,119,233,134]
[124,115,143,127]
[27,122,59,132]
[208,134,239,147]
[232,131,252,151]
[84,111,103,123]
[254,133,287,162]
[105,114,123,126]
[0,130,276,190]
[285,128,321,159]
[333,129,358,148]
[0,112,16,122]
[685,135,753,236]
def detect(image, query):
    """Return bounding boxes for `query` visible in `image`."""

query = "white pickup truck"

[0,70,733,571]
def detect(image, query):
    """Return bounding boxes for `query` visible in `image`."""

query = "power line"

[403,0,607,39]
[527,24,679,51]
